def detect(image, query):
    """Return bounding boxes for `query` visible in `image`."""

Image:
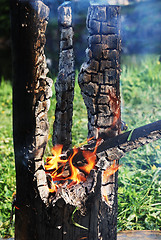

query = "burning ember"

[45,141,120,194]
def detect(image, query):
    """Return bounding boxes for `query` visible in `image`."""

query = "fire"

[103,194,109,203]
[102,161,120,204]
[45,140,120,195]
[44,140,100,192]
[67,148,86,184]
[103,160,120,184]
[45,145,67,171]
[108,90,121,129]
[79,139,99,174]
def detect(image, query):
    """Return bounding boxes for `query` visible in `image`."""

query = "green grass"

[0,54,161,238]
[0,78,15,238]
[118,54,161,231]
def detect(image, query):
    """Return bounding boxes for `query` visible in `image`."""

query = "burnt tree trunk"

[11,1,122,239]
[10,0,52,239]
[53,2,75,151]
[78,5,121,239]
[11,1,161,240]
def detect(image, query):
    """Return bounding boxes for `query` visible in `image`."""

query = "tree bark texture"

[10,1,52,239]
[79,5,121,139]
[78,5,121,239]
[52,2,75,151]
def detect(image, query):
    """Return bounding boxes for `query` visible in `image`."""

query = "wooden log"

[52,2,75,151]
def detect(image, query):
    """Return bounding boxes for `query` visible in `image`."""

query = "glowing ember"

[103,194,109,203]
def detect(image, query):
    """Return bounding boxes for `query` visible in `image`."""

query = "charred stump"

[10,1,161,240]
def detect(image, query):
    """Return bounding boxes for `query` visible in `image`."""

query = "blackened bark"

[78,5,121,240]
[79,5,121,139]
[10,1,52,239]
[52,2,75,151]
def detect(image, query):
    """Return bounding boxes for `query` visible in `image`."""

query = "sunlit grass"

[0,78,15,238]
[118,54,161,231]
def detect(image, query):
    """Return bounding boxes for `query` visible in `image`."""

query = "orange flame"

[67,148,86,184]
[45,145,67,171]
[45,140,100,193]
[103,194,109,203]
[79,150,96,174]
[45,139,119,194]
[103,160,120,184]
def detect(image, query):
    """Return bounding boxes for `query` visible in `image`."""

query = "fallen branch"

[88,119,161,161]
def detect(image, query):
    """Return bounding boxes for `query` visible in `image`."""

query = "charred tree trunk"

[78,5,121,239]
[10,1,161,240]
[52,2,75,151]
[79,5,121,140]
[11,1,122,239]
[10,0,52,239]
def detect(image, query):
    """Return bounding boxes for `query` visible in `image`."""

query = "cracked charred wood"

[77,5,121,240]
[79,5,121,140]
[10,0,52,239]
[52,2,75,151]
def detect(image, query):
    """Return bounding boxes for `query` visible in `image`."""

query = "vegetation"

[0,55,161,238]
[0,78,15,238]
[118,55,161,231]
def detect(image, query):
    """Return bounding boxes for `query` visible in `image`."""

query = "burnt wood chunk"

[53,2,75,151]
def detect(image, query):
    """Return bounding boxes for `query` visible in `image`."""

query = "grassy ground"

[0,78,15,238]
[0,54,161,238]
